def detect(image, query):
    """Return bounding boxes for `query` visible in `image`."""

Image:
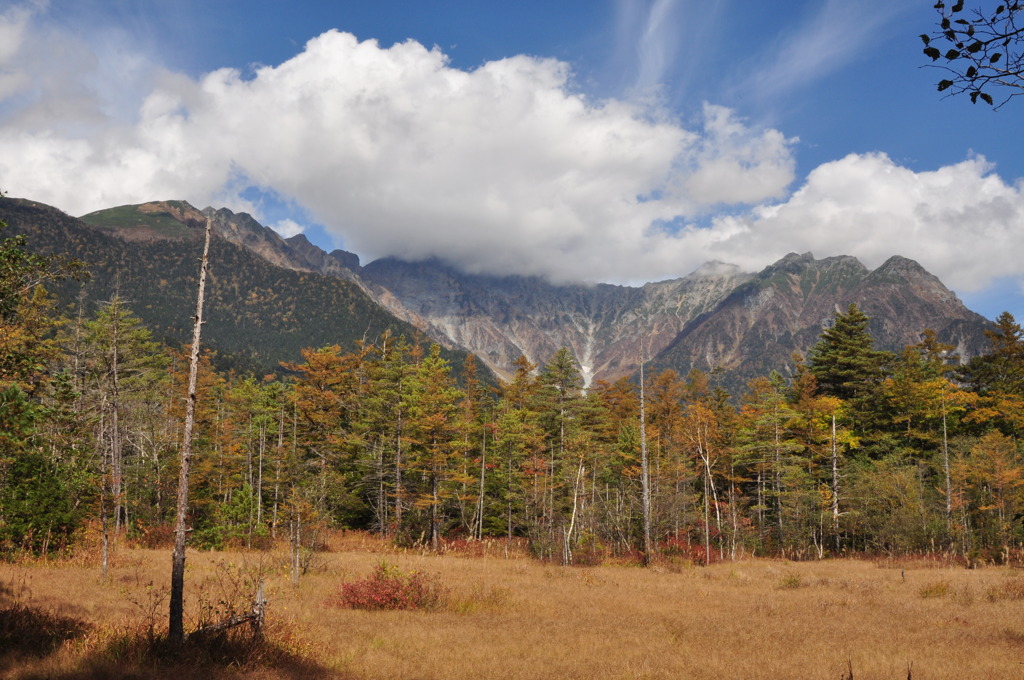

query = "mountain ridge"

[74,199,994,389]
[3,197,480,379]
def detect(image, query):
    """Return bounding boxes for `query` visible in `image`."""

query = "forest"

[3,219,1024,569]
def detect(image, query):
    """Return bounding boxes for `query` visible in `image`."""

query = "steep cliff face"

[652,252,991,391]
[284,233,361,280]
[359,258,751,383]
[76,200,994,389]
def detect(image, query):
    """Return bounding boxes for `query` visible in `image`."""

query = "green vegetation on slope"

[1,198,477,378]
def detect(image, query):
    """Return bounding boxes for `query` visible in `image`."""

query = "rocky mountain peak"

[74,199,996,390]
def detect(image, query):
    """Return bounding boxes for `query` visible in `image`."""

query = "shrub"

[661,536,712,565]
[986,578,1024,602]
[573,532,605,567]
[777,573,804,590]
[918,580,950,599]
[333,562,448,611]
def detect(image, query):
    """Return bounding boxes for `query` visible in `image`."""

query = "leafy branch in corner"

[921,1,1024,108]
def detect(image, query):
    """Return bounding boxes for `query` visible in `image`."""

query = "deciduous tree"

[922,1,1024,107]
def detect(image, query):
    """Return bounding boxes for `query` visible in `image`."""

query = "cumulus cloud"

[707,153,1024,292]
[0,4,1022,297]
[0,18,795,282]
[272,218,305,239]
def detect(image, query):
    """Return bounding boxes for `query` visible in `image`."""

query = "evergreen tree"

[959,313,1024,437]
[357,332,414,536]
[535,347,588,562]
[405,344,466,550]
[961,312,1024,395]
[808,304,890,402]
[492,356,543,542]
[738,372,805,550]
[80,296,167,535]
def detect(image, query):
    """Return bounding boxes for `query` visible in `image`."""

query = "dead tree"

[639,358,653,566]
[169,217,212,644]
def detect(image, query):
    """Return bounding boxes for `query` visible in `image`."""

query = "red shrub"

[333,562,448,611]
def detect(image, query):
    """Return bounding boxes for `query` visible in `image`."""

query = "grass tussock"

[918,580,952,598]
[777,573,804,590]
[987,577,1024,602]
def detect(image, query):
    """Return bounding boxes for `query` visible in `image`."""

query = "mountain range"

[2,197,993,390]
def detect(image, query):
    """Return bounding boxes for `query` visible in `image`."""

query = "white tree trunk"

[169,217,212,644]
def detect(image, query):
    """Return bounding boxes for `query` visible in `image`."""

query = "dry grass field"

[3,533,1024,679]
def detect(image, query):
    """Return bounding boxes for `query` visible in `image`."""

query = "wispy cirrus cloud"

[737,0,913,106]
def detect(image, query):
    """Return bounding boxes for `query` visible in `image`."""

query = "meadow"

[2,533,1024,679]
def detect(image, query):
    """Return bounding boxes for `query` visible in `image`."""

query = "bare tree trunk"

[831,413,840,553]
[506,454,513,554]
[110,309,123,537]
[942,387,952,530]
[169,217,212,645]
[394,410,403,535]
[430,469,439,551]
[639,360,652,566]
[563,458,585,565]
[272,407,284,538]
[774,416,783,541]
[98,404,110,581]
[257,420,266,525]
[477,427,486,541]
[291,502,302,587]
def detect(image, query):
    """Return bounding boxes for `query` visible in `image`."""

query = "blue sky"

[1,1,1022,321]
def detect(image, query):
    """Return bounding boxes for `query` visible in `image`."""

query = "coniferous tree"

[405,344,466,550]
[809,304,890,401]
[492,355,543,543]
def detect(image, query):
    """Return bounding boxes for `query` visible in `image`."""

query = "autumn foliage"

[333,561,448,611]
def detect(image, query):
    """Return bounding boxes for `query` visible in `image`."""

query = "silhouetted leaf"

[980,92,994,104]
[991,52,1003,63]
[924,46,942,60]
[938,79,955,91]
[967,41,984,53]
[920,34,931,45]
[945,49,961,60]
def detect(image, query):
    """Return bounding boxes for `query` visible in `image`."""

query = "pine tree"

[492,356,543,543]
[809,304,890,403]
[80,296,167,537]
[405,344,466,550]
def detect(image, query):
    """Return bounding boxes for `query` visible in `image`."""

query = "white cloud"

[0,20,795,283]
[0,5,1022,300]
[702,153,1024,292]
[736,0,913,107]
[272,218,305,239]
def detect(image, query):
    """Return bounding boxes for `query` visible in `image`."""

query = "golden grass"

[3,534,1024,679]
